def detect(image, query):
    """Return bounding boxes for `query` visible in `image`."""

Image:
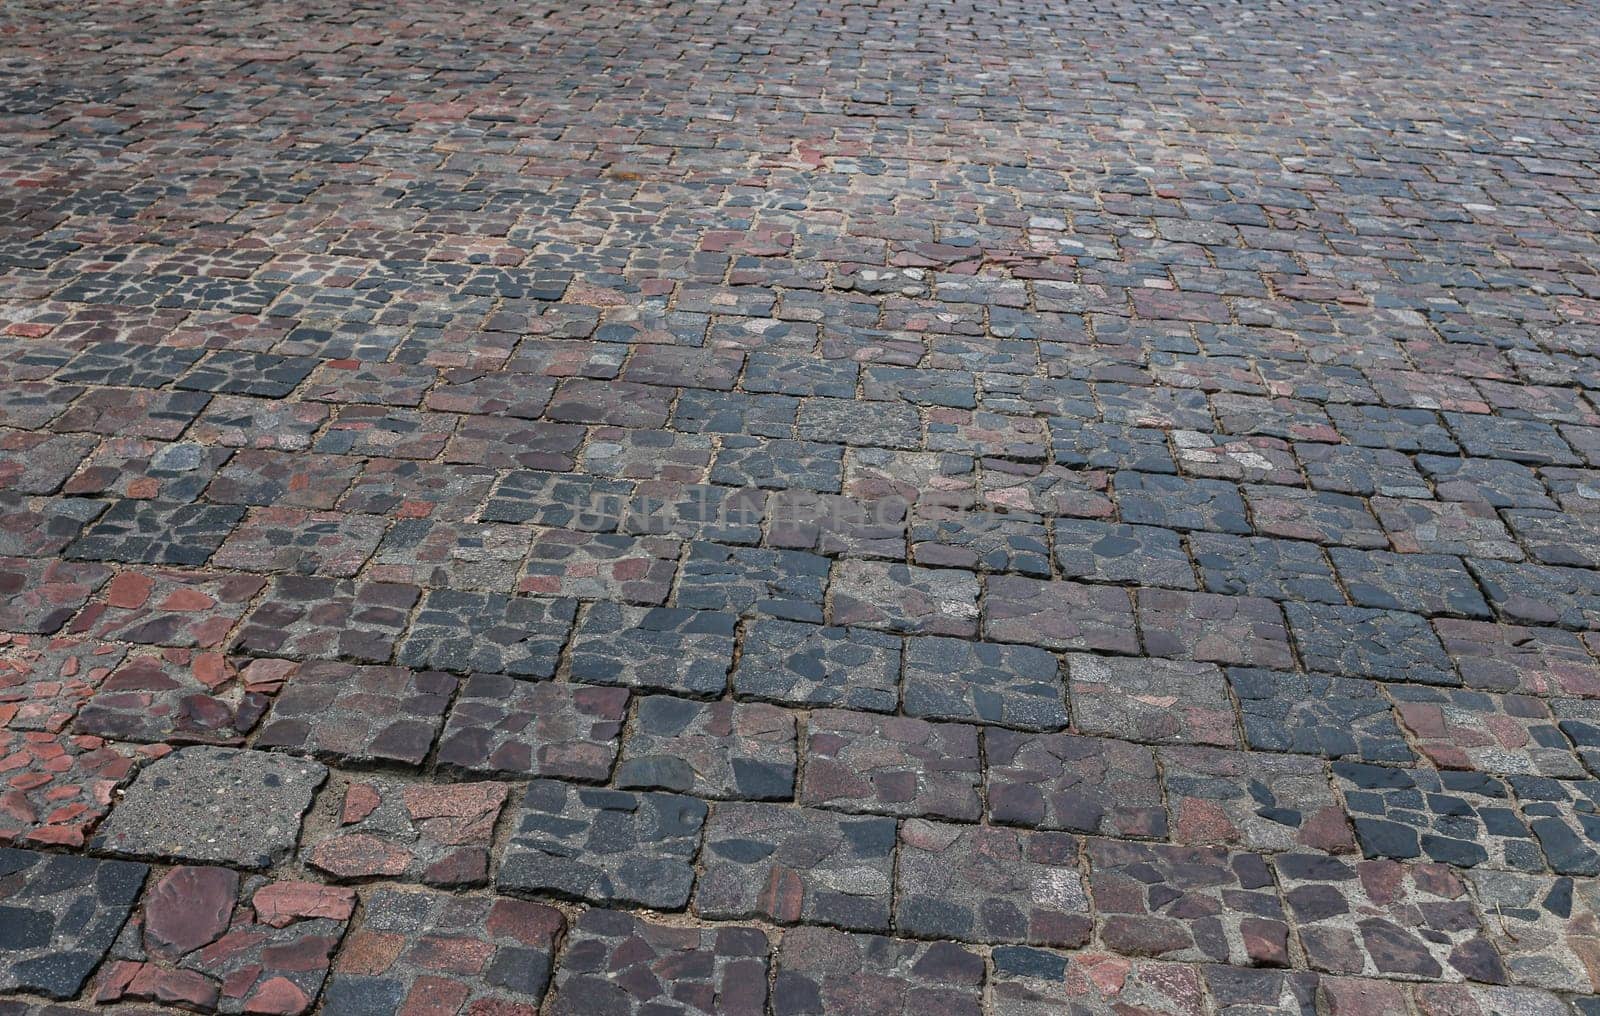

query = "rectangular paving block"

[324,887,562,1014]
[547,909,768,1016]
[697,802,896,931]
[497,779,706,910]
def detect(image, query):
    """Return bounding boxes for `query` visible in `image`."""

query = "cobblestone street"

[4,0,1600,1012]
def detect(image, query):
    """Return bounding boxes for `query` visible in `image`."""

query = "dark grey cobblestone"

[569,602,737,695]
[697,802,895,931]
[731,619,901,712]
[497,780,706,910]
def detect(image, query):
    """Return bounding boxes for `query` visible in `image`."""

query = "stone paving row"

[4,0,1600,1011]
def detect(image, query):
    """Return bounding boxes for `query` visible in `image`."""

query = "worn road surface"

[3,0,1600,1012]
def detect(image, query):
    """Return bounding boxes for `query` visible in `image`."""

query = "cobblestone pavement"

[3,0,1600,1012]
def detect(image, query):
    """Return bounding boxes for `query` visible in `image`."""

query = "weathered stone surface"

[832,560,980,636]
[991,949,1208,1016]
[1088,839,1290,967]
[1276,854,1505,982]
[1162,746,1354,853]
[800,709,981,821]
[568,602,736,694]
[397,591,574,677]
[773,925,983,1016]
[902,635,1066,730]
[100,870,354,1015]
[895,820,1091,946]
[305,777,509,887]
[253,662,456,767]
[1227,667,1412,762]
[0,558,112,634]
[1068,654,1237,746]
[234,576,419,665]
[66,569,263,648]
[92,747,325,869]
[0,730,164,848]
[697,802,896,931]
[73,649,285,746]
[435,675,627,781]
[0,848,146,999]
[13,1,1600,1001]
[985,729,1167,838]
[987,575,1138,652]
[548,909,768,1016]
[618,696,796,800]
[1334,763,1543,872]
[324,887,562,1015]
[497,779,706,910]
[732,620,901,712]
[0,633,127,732]
[1387,685,1585,778]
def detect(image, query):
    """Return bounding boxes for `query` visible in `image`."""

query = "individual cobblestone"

[1116,473,1251,534]
[902,635,1067,730]
[234,576,419,664]
[773,925,983,1015]
[801,709,981,820]
[92,746,325,869]
[1068,654,1238,746]
[696,802,896,931]
[0,634,126,733]
[1286,603,1457,685]
[1275,854,1506,982]
[617,696,796,801]
[0,558,111,634]
[369,518,530,591]
[1088,840,1290,967]
[199,449,362,510]
[833,560,980,637]
[1190,532,1343,603]
[676,542,829,623]
[0,847,147,999]
[984,730,1168,838]
[1161,746,1354,853]
[1227,668,1413,762]
[73,649,287,746]
[338,458,496,522]
[497,779,706,910]
[991,948,1207,1016]
[212,506,385,577]
[434,675,627,782]
[731,620,901,712]
[1333,762,1542,871]
[303,777,509,887]
[1138,588,1294,669]
[97,868,354,1015]
[397,591,574,678]
[986,575,1138,652]
[1329,547,1491,618]
[894,820,1091,947]
[65,499,241,566]
[568,602,736,695]
[547,909,767,1016]
[1051,518,1196,589]
[1241,485,1389,547]
[323,887,561,1013]
[1467,869,1600,992]
[253,661,455,768]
